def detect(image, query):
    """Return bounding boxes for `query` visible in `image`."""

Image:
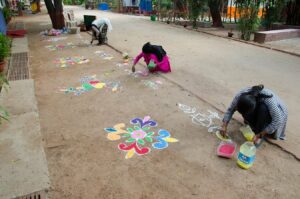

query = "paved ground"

[183,27,300,56]
[0,30,50,198]
[0,80,50,198]
[10,6,300,199]
[265,38,300,55]
[67,6,300,158]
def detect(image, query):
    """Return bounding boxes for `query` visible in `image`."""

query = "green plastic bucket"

[84,15,96,31]
[150,15,156,21]
[148,60,156,69]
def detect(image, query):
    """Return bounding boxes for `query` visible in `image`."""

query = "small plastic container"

[148,60,156,69]
[237,141,256,169]
[217,141,236,158]
[240,126,255,141]
[216,131,232,142]
[150,15,157,21]
[98,3,109,10]
[68,27,80,34]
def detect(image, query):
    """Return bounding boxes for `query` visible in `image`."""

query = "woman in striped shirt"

[221,85,288,144]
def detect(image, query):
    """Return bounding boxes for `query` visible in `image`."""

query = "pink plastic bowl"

[217,141,236,158]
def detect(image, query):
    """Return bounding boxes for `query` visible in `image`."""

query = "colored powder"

[82,83,94,91]
[219,144,235,154]
[93,83,105,89]
[89,80,100,85]
[148,60,156,69]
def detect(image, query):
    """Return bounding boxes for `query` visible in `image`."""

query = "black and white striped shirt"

[223,87,288,138]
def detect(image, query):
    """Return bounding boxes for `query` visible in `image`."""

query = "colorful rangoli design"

[45,42,76,51]
[60,75,121,96]
[104,116,178,159]
[54,56,90,67]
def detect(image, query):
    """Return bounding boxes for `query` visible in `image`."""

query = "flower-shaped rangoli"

[104,116,178,159]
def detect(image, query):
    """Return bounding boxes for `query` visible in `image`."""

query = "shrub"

[0,34,10,62]
[237,1,260,41]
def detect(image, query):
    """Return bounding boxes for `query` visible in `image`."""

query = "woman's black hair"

[237,85,273,115]
[142,42,166,62]
[245,84,273,99]
[237,95,256,115]
[142,42,152,54]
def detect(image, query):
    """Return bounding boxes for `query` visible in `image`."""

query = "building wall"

[226,0,264,19]
[123,0,140,7]
[0,9,7,34]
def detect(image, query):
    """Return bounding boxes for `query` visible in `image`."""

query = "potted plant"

[0,34,11,72]
[17,0,24,16]
[122,52,129,63]
[0,72,9,124]
[150,14,157,22]
[0,105,9,124]
[237,2,260,41]
[228,28,234,37]
[2,7,12,24]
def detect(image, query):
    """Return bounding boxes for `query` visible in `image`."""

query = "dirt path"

[21,11,300,198]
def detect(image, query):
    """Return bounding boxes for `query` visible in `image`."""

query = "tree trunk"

[37,0,41,12]
[221,0,224,22]
[49,11,65,29]
[234,1,237,23]
[44,0,65,29]
[158,0,161,21]
[286,0,300,25]
[208,0,223,27]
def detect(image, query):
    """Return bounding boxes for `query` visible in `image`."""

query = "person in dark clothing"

[221,85,288,144]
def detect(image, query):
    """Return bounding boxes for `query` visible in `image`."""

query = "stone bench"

[254,29,300,43]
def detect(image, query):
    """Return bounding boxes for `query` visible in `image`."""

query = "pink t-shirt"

[134,52,171,73]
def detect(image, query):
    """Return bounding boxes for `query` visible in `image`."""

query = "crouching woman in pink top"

[132,42,171,73]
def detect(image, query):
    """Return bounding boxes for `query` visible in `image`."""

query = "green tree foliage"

[0,34,10,61]
[63,0,85,5]
[188,0,207,28]
[2,7,12,23]
[237,0,260,40]
[262,0,287,29]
